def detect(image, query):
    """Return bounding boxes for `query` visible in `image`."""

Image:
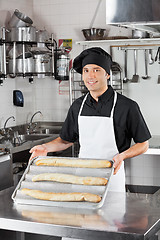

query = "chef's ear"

[105,72,110,80]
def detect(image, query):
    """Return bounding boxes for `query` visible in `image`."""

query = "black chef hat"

[73,47,112,74]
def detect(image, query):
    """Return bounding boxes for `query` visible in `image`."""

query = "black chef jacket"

[60,86,151,153]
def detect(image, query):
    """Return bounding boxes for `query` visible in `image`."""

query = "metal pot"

[7,27,36,42]
[8,57,34,74]
[132,29,150,39]
[8,9,33,28]
[36,30,50,42]
[8,44,31,59]
[33,53,51,73]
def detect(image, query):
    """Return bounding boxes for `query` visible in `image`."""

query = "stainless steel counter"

[0,187,160,240]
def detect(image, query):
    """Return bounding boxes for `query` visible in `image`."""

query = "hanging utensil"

[89,0,102,28]
[154,47,160,83]
[142,49,150,79]
[148,49,154,65]
[158,51,160,83]
[158,48,160,64]
[2,27,6,78]
[82,0,104,40]
[155,47,160,62]
[123,49,129,83]
[131,50,139,83]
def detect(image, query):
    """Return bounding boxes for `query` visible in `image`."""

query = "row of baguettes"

[21,157,111,203]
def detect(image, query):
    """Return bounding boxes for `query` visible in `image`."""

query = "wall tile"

[0,0,159,139]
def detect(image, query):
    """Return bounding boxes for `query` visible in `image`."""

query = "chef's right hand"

[29,144,48,161]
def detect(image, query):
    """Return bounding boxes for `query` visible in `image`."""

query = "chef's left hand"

[112,153,124,175]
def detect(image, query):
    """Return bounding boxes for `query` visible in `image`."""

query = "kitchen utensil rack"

[0,27,56,84]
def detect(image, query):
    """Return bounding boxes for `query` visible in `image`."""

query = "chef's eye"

[93,69,100,72]
[83,69,88,72]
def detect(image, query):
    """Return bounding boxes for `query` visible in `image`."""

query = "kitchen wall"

[32,0,160,136]
[0,0,159,189]
[0,0,33,127]
[0,0,159,138]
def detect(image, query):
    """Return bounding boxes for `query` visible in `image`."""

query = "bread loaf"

[35,158,111,168]
[21,188,101,203]
[32,173,108,186]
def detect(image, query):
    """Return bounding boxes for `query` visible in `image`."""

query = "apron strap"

[79,91,117,118]
[110,91,117,118]
[78,93,89,117]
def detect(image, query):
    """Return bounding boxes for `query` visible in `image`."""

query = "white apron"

[78,91,125,193]
[62,92,125,240]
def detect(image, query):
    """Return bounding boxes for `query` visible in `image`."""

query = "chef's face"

[82,64,110,96]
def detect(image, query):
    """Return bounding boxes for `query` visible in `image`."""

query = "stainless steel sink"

[18,134,51,143]
[0,122,61,153]
[40,128,60,134]
[36,125,61,134]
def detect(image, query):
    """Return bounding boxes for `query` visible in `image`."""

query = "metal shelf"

[76,38,160,46]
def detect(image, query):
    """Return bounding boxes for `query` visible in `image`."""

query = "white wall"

[0,0,34,128]
[111,47,160,136]
[0,0,159,137]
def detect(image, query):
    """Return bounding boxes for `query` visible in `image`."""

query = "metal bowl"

[82,28,106,40]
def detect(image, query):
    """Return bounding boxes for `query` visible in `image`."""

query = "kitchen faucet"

[4,116,15,130]
[27,111,43,134]
[0,116,16,137]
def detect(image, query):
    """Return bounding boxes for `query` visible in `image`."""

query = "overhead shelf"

[76,38,160,47]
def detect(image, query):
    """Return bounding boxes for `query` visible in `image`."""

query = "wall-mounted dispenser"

[13,90,24,107]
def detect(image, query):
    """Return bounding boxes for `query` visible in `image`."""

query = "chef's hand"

[112,153,124,175]
[29,144,48,161]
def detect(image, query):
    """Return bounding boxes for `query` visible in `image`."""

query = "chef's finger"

[29,152,37,161]
[113,163,121,175]
[29,146,39,153]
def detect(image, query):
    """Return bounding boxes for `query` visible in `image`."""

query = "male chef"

[30,47,151,192]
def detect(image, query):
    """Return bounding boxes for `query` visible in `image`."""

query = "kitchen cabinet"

[125,136,160,194]
[0,153,13,191]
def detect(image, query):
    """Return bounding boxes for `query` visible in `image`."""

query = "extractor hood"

[106,0,160,34]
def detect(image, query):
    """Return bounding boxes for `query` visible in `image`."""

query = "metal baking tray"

[12,156,114,209]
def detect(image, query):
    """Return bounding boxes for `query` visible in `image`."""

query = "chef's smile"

[87,79,97,86]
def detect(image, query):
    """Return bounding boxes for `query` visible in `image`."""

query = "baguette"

[32,173,108,186]
[35,158,111,168]
[21,188,101,203]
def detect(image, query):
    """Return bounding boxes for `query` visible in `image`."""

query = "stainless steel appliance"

[7,26,36,42]
[0,150,13,190]
[106,0,160,33]
[33,53,52,73]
